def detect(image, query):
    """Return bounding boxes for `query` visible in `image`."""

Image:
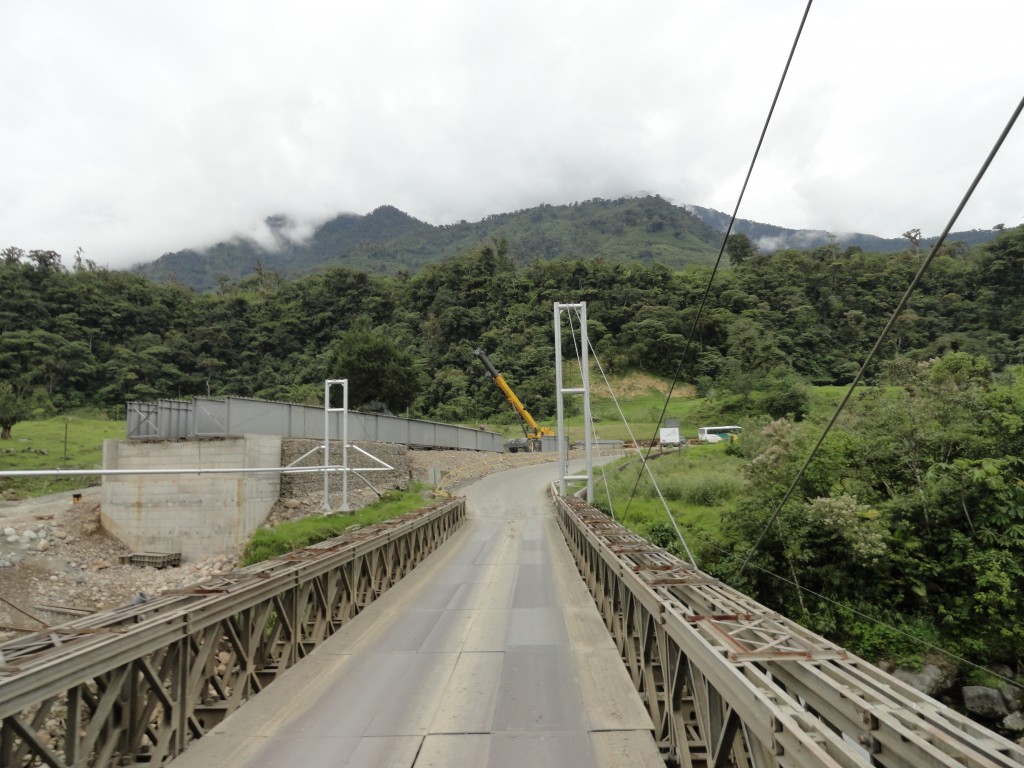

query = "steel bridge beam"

[555,495,1024,768]
[0,498,465,767]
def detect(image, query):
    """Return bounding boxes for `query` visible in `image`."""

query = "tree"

[726,233,758,266]
[759,369,810,421]
[322,317,420,413]
[0,381,29,439]
[902,228,922,251]
[720,316,785,397]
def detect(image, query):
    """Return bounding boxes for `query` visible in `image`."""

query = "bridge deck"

[169,462,663,767]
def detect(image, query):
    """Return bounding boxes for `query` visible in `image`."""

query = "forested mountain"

[135,196,723,290]
[686,203,1003,254]
[135,195,1004,292]
[4,228,1024,672]
[136,205,433,290]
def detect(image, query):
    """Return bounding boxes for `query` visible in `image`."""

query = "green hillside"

[5,227,1024,678]
[135,196,722,290]
[135,196,1004,292]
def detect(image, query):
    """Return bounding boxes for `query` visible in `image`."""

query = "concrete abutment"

[101,435,282,561]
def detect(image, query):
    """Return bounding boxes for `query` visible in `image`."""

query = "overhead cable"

[737,90,1024,576]
[624,0,815,515]
[584,330,698,567]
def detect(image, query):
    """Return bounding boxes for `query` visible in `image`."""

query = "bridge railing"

[126,396,504,452]
[0,498,466,768]
[555,495,1024,768]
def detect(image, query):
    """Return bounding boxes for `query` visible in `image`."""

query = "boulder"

[1003,711,1024,733]
[962,686,1009,719]
[893,663,957,696]
[1002,681,1024,713]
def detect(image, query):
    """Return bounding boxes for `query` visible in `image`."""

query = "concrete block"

[101,436,278,561]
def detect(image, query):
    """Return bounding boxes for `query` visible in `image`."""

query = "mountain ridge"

[134,196,1003,291]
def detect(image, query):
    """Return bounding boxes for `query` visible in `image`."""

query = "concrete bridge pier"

[100,435,282,561]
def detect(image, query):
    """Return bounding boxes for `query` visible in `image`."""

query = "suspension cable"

[738,90,1024,576]
[586,333,698,567]
[624,0,814,515]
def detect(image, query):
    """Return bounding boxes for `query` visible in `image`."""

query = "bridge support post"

[554,302,592,501]
[323,379,350,512]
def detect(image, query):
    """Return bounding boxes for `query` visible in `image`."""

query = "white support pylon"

[553,302,592,501]
[323,379,350,512]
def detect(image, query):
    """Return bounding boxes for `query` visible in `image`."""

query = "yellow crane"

[473,348,554,452]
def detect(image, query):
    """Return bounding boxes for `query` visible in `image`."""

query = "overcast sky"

[2,1,1022,268]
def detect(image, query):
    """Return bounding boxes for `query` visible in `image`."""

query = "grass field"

[590,442,746,546]
[0,413,125,499]
[242,485,438,565]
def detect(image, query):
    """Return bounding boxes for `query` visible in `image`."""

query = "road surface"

[169,460,663,767]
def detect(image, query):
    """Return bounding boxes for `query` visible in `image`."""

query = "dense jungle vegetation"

[2,225,1024,669]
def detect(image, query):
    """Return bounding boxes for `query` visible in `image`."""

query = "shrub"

[641,520,678,549]
[241,486,432,565]
[679,475,743,506]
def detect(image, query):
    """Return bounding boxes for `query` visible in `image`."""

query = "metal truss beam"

[555,495,1024,768]
[0,498,465,767]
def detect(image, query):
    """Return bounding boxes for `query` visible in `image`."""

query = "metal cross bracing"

[555,495,1024,768]
[0,498,465,768]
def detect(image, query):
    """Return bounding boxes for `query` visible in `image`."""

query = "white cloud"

[1,0,1021,267]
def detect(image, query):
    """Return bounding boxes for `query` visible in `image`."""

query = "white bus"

[697,425,742,443]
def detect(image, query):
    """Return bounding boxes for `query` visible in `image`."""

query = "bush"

[659,478,684,502]
[641,520,678,549]
[760,382,809,421]
[687,477,739,505]
[241,486,433,565]
[665,474,743,506]
[821,604,946,665]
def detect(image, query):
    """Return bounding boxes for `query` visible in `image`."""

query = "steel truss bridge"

[0,500,465,767]
[2,491,1022,767]
[556,496,1023,767]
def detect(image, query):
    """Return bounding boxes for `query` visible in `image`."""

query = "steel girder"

[0,498,465,767]
[555,496,1024,768]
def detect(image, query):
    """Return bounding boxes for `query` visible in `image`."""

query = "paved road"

[169,461,663,767]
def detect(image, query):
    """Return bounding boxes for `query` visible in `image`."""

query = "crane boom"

[473,348,554,442]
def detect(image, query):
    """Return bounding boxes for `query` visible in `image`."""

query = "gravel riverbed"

[0,448,559,641]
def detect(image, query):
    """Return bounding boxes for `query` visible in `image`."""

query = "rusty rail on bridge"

[556,495,1024,768]
[0,497,465,767]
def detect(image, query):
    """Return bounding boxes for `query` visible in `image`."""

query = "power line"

[738,89,1024,576]
[623,0,814,516]
[581,325,698,567]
